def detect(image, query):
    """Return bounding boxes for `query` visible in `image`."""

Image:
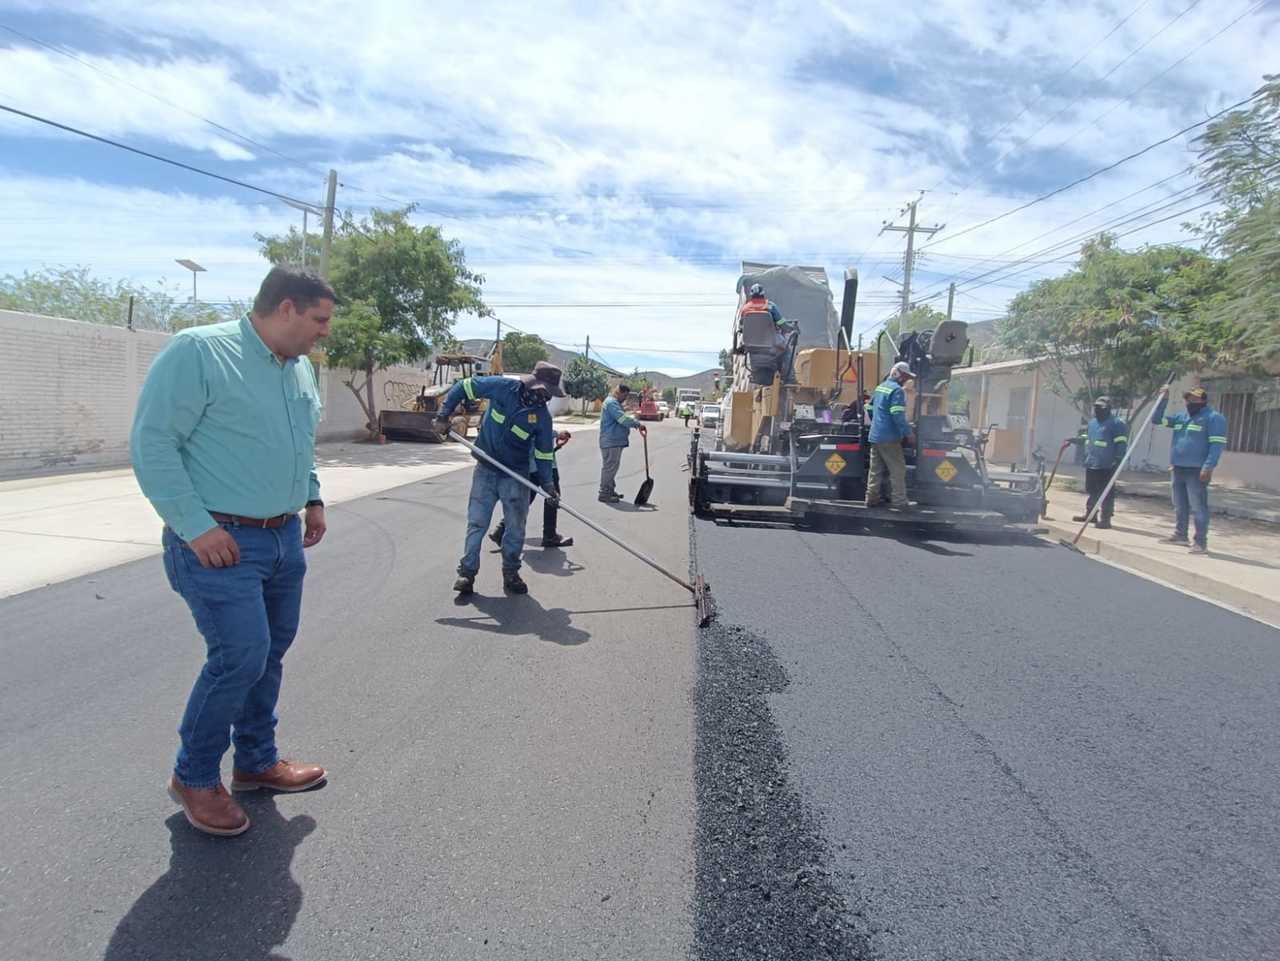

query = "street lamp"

[175,259,206,303]
[281,199,318,267]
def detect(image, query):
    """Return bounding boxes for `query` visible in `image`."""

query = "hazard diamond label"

[824,452,847,475]
[934,459,958,483]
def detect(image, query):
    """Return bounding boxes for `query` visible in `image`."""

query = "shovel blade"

[635,477,655,506]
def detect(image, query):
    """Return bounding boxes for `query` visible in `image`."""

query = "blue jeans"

[459,463,529,575]
[1170,466,1210,546]
[162,517,306,789]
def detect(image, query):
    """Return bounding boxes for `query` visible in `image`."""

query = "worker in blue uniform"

[438,361,562,594]
[1151,384,1227,554]
[865,361,915,510]
[1072,396,1128,529]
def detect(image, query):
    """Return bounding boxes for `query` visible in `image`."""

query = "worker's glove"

[1199,468,1213,485]
[435,414,453,433]
[543,486,560,507]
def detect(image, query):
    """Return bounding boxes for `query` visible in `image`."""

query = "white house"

[952,357,1280,494]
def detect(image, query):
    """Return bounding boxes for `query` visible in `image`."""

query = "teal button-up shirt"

[130,315,323,542]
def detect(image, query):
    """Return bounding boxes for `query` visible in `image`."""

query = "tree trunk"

[365,361,378,440]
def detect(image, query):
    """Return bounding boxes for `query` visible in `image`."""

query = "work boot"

[453,574,475,595]
[598,492,623,503]
[1095,518,1112,529]
[1072,514,1089,522]
[503,571,528,594]
[541,534,573,548]
[1188,543,1209,555]
[231,759,327,793]
[489,525,504,547]
[167,776,250,837]
[1158,534,1190,545]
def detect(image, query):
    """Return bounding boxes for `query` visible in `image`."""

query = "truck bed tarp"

[736,264,838,350]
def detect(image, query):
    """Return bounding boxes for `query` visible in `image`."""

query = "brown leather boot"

[231,759,327,793]
[167,777,250,837]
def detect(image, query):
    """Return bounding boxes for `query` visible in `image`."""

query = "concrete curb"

[1041,519,1280,629]
[1053,478,1280,527]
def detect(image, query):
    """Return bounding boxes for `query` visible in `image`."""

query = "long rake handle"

[1071,372,1177,545]
[448,430,695,594]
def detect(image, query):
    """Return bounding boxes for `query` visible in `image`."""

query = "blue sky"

[0,0,1276,374]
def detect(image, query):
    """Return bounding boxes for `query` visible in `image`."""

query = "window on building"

[1212,388,1280,456]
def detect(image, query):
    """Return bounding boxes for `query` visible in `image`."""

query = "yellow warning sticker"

[825,452,847,475]
[934,459,958,482]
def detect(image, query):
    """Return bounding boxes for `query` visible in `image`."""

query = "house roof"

[951,356,1042,377]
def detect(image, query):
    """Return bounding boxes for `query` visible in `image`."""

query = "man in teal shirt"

[131,265,333,837]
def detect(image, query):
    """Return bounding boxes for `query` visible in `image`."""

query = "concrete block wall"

[0,309,435,478]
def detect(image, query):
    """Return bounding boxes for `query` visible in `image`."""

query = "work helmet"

[749,283,764,298]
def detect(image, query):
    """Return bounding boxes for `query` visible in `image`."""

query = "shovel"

[635,431,655,506]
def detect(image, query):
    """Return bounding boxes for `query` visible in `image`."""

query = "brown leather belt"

[209,511,295,529]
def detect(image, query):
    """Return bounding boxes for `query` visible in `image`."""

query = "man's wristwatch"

[305,499,324,509]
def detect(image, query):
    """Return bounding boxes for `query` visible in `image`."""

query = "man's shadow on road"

[438,591,591,646]
[103,795,316,961]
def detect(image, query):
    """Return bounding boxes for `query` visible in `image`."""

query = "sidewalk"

[0,421,596,599]
[1041,486,1280,629]
[1053,465,1280,525]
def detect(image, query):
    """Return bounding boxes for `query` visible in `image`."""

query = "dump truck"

[687,263,1043,532]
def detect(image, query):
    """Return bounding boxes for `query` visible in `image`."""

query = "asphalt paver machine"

[688,267,1043,533]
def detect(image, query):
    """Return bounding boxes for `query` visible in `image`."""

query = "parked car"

[656,401,670,416]
[700,403,721,429]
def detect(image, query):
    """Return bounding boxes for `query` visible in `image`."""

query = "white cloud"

[0,0,1275,371]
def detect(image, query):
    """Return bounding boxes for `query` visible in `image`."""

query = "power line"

[920,90,1260,252]
[975,0,1206,181]
[0,22,324,174]
[911,169,1202,300]
[0,101,323,211]
[1040,0,1267,158]
[932,0,1155,196]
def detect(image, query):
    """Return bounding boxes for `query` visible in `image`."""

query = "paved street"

[0,424,697,961]
[2,418,1278,960]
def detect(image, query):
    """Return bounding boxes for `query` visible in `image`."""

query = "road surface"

[1,417,1277,960]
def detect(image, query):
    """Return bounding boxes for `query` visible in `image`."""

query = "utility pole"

[880,196,943,327]
[584,334,590,362]
[946,282,956,322]
[319,169,337,279]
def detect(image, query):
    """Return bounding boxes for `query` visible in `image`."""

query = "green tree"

[260,206,488,438]
[718,348,733,377]
[0,265,232,331]
[996,234,1227,422]
[629,367,653,392]
[881,304,948,349]
[1190,74,1280,363]
[661,386,677,405]
[563,356,609,412]
[501,331,550,372]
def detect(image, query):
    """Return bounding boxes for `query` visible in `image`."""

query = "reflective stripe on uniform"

[462,378,476,401]
[510,424,530,440]
[533,449,555,460]
[489,408,506,424]
[1113,436,1128,444]
[874,385,894,394]
[1171,423,1185,430]
[1092,440,1108,446]
[1209,435,1227,443]
[889,405,906,413]
[1186,423,1204,432]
